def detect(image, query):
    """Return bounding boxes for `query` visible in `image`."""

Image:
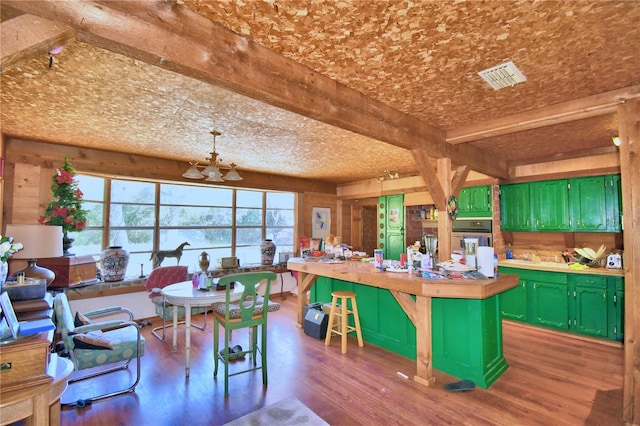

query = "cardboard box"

[37,255,98,288]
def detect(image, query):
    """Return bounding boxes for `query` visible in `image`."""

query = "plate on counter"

[437,261,476,272]
[319,258,345,264]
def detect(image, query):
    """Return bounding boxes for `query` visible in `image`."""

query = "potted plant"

[39,155,88,256]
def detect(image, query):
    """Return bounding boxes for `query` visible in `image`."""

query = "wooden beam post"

[620,98,640,424]
[437,158,452,261]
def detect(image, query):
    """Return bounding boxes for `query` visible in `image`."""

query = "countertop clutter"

[499,259,624,277]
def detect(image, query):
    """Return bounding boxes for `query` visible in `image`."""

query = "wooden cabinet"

[499,267,623,342]
[457,185,492,218]
[500,174,622,232]
[37,255,98,288]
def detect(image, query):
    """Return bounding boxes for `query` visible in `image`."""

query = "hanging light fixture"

[376,169,400,182]
[182,130,243,181]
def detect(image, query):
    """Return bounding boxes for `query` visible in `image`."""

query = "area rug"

[224,396,329,426]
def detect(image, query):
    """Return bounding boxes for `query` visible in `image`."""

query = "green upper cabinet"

[531,180,571,231]
[500,174,621,232]
[569,176,607,231]
[605,174,622,232]
[457,185,492,218]
[500,183,531,231]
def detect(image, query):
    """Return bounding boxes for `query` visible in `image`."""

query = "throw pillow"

[73,331,114,350]
[74,311,92,327]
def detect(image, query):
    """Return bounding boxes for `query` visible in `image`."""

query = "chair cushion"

[72,331,114,350]
[211,298,281,318]
[74,311,93,327]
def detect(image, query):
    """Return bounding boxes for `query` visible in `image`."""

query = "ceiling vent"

[478,61,526,90]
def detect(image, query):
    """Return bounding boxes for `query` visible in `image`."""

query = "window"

[70,175,295,279]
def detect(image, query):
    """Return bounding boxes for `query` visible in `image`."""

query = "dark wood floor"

[58,294,624,425]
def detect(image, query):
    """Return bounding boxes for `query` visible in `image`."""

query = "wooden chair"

[53,293,145,408]
[211,271,280,397]
[144,265,207,341]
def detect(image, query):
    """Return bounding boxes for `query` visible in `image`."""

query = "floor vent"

[478,61,526,90]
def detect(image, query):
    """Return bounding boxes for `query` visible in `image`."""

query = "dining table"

[160,280,244,376]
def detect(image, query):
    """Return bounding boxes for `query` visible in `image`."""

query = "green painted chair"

[53,293,145,408]
[211,271,280,397]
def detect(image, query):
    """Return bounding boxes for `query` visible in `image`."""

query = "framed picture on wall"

[311,207,331,239]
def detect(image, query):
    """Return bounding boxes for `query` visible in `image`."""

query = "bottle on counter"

[493,254,499,278]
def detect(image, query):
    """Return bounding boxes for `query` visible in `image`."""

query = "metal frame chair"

[53,293,145,408]
[144,265,207,341]
[212,271,280,397]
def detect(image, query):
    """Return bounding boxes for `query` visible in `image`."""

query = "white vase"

[99,246,129,282]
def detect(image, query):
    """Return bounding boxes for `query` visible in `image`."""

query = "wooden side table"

[0,353,73,426]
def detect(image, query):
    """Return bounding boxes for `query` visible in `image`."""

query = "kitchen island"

[287,258,519,388]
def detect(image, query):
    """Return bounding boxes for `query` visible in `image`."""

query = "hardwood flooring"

[58,294,623,425]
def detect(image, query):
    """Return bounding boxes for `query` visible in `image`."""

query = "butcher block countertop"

[499,259,625,277]
[288,258,519,299]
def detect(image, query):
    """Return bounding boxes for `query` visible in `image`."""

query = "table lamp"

[4,224,63,286]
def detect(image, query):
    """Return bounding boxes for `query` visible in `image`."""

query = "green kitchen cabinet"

[569,176,607,231]
[457,185,492,218]
[605,174,622,232]
[499,266,624,342]
[530,272,569,330]
[378,194,405,261]
[500,174,622,233]
[499,267,530,321]
[570,275,608,338]
[310,276,507,388]
[608,276,624,342]
[530,180,571,231]
[500,183,531,231]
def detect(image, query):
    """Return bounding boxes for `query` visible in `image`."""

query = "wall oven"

[451,219,493,252]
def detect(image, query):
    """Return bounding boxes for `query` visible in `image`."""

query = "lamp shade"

[4,224,63,259]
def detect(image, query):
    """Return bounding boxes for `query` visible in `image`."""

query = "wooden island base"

[288,258,519,388]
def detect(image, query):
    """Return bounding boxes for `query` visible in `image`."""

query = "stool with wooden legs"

[324,290,363,353]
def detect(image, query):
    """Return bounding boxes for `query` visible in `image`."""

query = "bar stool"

[325,290,363,353]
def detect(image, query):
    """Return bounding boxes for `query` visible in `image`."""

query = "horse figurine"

[150,242,190,269]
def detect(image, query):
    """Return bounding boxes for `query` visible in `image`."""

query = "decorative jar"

[0,261,8,290]
[99,246,130,282]
[260,239,276,265]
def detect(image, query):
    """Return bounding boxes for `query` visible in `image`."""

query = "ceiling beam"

[3,0,511,179]
[0,13,75,72]
[447,85,640,144]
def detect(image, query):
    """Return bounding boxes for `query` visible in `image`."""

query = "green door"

[532,180,571,231]
[378,195,405,261]
[530,281,569,330]
[570,176,607,231]
[500,183,531,231]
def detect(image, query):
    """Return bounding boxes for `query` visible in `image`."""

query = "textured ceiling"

[1,1,639,184]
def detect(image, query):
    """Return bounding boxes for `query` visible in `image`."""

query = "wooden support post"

[620,98,640,424]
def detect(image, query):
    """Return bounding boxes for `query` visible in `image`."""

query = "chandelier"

[376,169,399,182]
[182,130,243,182]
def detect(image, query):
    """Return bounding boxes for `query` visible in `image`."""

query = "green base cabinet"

[432,297,508,388]
[499,267,623,342]
[311,277,508,388]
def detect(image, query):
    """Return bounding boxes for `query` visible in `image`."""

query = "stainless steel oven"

[451,219,493,252]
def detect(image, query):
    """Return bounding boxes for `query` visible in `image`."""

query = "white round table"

[161,280,243,376]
